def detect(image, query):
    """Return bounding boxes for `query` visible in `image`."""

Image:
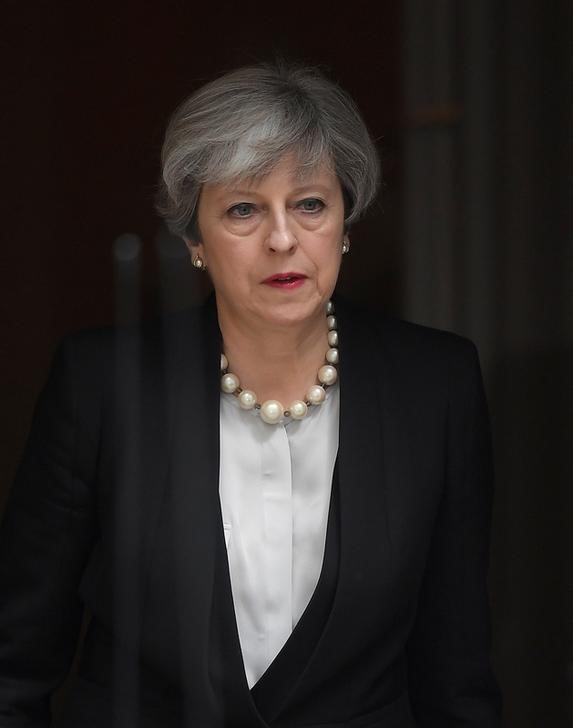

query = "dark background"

[1,2,571,726]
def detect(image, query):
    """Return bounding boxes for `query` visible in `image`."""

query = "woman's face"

[190,154,346,331]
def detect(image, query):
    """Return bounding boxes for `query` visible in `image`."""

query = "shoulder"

[55,299,213,375]
[336,296,483,402]
[375,316,479,372]
[337,296,478,362]
[374,317,483,403]
[37,301,216,435]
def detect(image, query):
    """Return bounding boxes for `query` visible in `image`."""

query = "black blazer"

[0,296,502,727]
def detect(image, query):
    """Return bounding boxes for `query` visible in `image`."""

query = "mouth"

[262,272,307,289]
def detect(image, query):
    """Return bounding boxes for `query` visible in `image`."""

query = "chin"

[257,296,327,328]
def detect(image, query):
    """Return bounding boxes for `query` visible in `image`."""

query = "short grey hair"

[156,61,381,240]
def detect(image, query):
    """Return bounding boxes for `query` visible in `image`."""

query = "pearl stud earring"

[192,255,206,270]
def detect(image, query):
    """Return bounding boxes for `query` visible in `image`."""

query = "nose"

[266,211,297,253]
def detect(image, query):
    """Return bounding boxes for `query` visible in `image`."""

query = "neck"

[218,307,329,406]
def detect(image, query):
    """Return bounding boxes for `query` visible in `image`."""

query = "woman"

[0,62,501,727]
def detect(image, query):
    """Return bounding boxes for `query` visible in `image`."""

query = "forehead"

[217,154,337,194]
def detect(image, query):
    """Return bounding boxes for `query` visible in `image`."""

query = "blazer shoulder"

[375,316,478,362]
[55,300,212,372]
[374,317,484,398]
[337,295,478,363]
[337,299,483,405]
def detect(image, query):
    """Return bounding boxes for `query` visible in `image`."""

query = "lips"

[262,272,307,288]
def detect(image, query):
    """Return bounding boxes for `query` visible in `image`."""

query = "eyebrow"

[289,183,333,196]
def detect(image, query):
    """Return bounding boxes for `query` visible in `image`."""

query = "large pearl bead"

[221,373,239,393]
[327,330,338,347]
[326,347,339,364]
[220,353,228,371]
[318,365,338,386]
[260,400,284,424]
[238,389,257,410]
[327,315,337,330]
[289,400,308,420]
[307,384,326,405]
[326,300,335,314]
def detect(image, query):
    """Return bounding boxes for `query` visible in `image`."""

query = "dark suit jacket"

[0,295,502,727]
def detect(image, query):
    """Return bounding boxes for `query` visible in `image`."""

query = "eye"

[228,202,255,218]
[297,198,325,213]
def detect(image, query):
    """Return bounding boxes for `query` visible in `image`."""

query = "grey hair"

[156,61,381,240]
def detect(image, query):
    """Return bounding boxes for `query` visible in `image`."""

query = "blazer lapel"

[142,299,264,725]
[269,299,397,721]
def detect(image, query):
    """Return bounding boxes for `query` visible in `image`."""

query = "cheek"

[316,250,342,289]
[209,247,254,288]
[309,228,341,260]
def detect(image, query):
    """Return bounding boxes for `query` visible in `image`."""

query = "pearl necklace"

[220,300,339,425]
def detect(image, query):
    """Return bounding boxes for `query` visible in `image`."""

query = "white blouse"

[218,385,340,689]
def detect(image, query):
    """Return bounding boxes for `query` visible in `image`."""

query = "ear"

[183,237,205,259]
